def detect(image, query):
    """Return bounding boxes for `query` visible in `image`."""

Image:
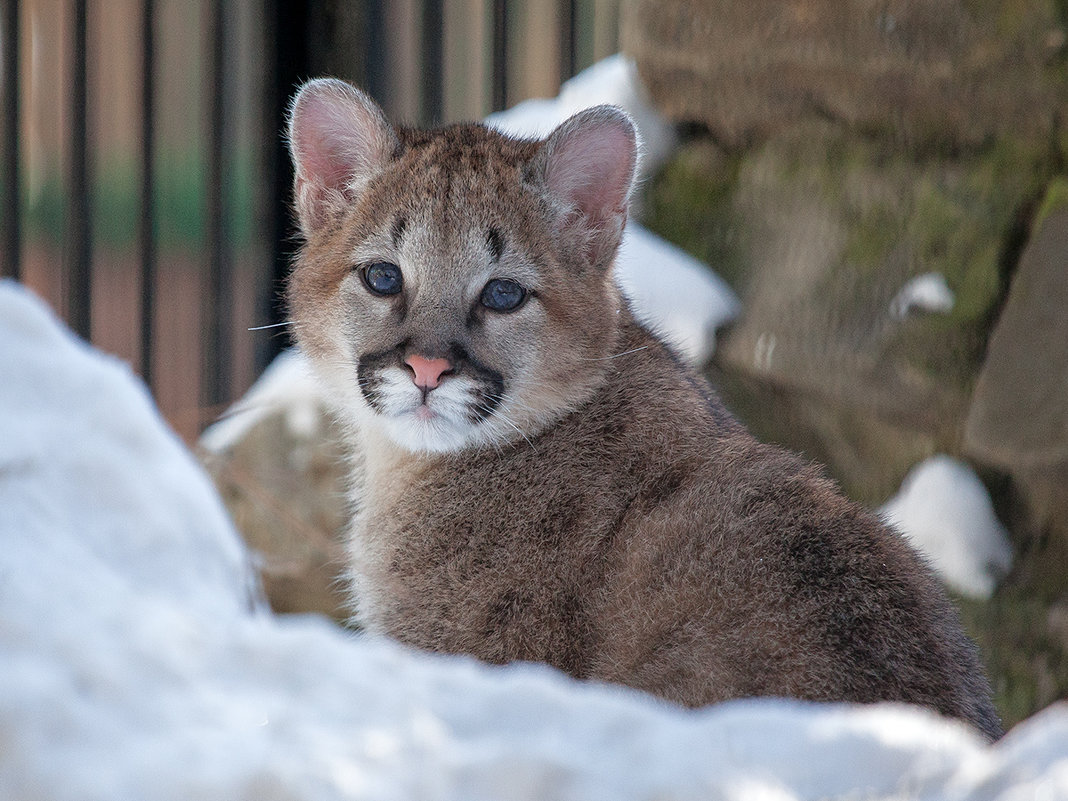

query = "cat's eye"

[480,278,527,312]
[362,262,404,296]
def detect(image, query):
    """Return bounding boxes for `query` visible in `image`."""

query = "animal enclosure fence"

[0,0,620,441]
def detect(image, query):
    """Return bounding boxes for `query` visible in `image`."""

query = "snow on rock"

[2,278,1066,800]
[889,272,956,319]
[880,455,1014,599]
[616,223,740,363]
[200,346,326,454]
[485,53,676,176]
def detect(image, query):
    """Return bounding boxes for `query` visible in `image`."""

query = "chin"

[379,410,482,454]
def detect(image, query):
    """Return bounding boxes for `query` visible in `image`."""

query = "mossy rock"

[623,0,1068,153]
[646,124,1054,418]
[201,407,352,623]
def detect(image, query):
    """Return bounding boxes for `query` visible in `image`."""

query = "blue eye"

[362,262,403,296]
[481,278,527,312]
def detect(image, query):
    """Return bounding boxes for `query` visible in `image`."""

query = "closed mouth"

[356,342,507,425]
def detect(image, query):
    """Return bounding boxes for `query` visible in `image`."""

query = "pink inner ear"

[288,80,396,231]
[293,101,361,192]
[543,109,637,225]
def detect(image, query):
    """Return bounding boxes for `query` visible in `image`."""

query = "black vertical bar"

[559,0,576,83]
[67,0,91,339]
[139,0,156,385]
[1,0,20,281]
[421,0,443,125]
[491,0,508,112]
[205,0,232,416]
[364,0,386,104]
[260,0,308,372]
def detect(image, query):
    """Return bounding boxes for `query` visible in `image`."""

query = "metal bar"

[205,0,232,414]
[67,0,92,338]
[139,0,156,385]
[420,0,443,125]
[1,0,20,280]
[259,0,307,372]
[365,0,387,104]
[559,0,576,83]
[491,0,507,112]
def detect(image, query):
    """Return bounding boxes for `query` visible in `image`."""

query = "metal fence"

[0,0,620,441]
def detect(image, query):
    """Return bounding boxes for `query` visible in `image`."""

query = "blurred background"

[2,0,1066,729]
[0,0,622,440]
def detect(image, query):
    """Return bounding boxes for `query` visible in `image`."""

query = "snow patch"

[616,224,740,363]
[880,455,1013,599]
[1,279,1067,799]
[890,272,955,319]
[200,347,325,454]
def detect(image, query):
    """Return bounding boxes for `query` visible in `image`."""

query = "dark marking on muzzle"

[357,342,408,413]
[357,340,506,424]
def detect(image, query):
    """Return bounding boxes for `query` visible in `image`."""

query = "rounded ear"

[530,105,639,271]
[287,78,399,235]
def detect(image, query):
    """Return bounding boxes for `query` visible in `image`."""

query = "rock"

[201,409,350,621]
[963,205,1068,471]
[622,0,1068,151]
[200,351,351,622]
[646,128,1044,434]
[962,200,1068,582]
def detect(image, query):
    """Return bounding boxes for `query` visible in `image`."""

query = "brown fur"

[286,79,1002,740]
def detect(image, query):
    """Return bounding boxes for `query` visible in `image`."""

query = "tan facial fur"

[289,103,626,454]
[287,79,1003,742]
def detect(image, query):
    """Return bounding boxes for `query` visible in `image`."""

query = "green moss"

[1035,176,1068,230]
[642,143,747,290]
[842,206,899,275]
[959,587,1068,730]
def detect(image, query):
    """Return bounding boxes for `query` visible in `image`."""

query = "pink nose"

[405,354,453,389]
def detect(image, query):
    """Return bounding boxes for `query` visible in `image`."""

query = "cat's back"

[559,321,1002,739]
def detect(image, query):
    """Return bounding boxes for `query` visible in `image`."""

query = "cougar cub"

[286,78,1001,740]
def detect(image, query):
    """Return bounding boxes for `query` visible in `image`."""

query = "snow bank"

[880,455,1014,599]
[2,281,1066,800]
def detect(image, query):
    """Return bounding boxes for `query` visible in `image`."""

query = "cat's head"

[286,78,638,454]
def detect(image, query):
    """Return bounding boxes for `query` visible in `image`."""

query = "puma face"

[287,80,638,454]
[304,216,576,454]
